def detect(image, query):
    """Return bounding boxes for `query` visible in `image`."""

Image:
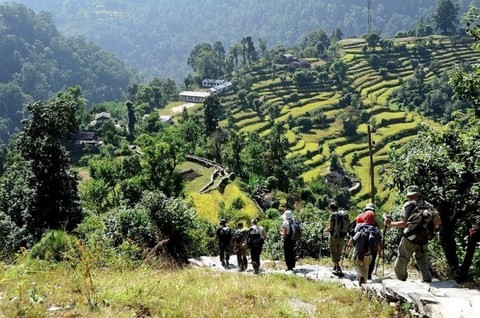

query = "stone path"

[188,256,480,318]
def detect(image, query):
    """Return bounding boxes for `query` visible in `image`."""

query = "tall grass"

[0,259,395,317]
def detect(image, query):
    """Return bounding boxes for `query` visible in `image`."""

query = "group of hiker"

[216,185,441,284]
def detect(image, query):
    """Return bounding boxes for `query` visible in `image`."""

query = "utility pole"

[367,0,372,34]
[367,125,375,204]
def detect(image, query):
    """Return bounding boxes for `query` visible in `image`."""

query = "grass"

[0,260,395,318]
[188,182,259,223]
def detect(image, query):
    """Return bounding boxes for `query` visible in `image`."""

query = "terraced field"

[210,36,480,211]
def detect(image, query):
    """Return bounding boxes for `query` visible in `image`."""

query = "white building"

[179,91,211,103]
[202,79,226,88]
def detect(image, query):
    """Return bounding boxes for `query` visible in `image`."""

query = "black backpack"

[246,227,263,248]
[333,211,349,238]
[233,229,246,243]
[289,220,303,241]
[219,226,232,244]
[404,202,436,245]
[353,225,379,261]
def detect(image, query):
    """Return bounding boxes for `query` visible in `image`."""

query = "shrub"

[29,230,76,262]
[231,196,245,210]
[140,191,196,262]
[296,117,313,132]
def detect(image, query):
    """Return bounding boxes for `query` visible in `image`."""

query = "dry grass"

[0,261,395,318]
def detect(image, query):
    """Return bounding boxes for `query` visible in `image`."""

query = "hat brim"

[406,191,419,196]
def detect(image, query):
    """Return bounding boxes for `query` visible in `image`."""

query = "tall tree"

[433,0,459,34]
[126,100,136,139]
[213,41,226,77]
[0,89,83,251]
[203,95,221,136]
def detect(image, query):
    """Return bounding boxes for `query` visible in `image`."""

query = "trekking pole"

[316,228,324,279]
[376,213,390,276]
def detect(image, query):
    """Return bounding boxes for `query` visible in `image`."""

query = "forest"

[0,1,480,315]
[12,0,479,80]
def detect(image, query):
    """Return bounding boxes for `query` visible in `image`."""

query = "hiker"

[346,210,381,285]
[356,202,382,279]
[233,221,248,272]
[384,185,441,282]
[247,218,267,274]
[324,202,349,276]
[281,210,297,271]
[216,219,232,268]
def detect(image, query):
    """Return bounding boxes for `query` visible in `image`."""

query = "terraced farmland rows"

[223,36,480,209]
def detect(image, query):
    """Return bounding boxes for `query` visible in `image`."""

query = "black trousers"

[284,239,296,270]
[219,242,230,263]
[250,245,263,272]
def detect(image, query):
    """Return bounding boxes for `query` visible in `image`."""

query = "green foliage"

[433,0,459,34]
[29,230,75,261]
[140,191,196,262]
[0,3,134,139]
[203,95,221,136]
[0,90,83,257]
[386,120,480,280]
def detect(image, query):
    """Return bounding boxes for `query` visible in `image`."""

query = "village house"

[179,91,210,103]
[202,79,227,88]
[68,131,103,155]
[90,111,112,127]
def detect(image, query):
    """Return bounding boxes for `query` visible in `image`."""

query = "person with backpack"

[247,218,267,274]
[356,203,382,279]
[216,219,232,268]
[345,210,381,285]
[384,185,441,283]
[281,210,301,271]
[233,221,248,272]
[324,202,349,277]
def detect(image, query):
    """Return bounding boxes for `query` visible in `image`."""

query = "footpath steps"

[189,256,480,318]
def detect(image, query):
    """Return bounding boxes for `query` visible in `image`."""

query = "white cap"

[282,210,293,220]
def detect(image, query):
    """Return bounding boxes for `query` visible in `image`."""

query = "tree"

[126,100,136,139]
[300,29,330,51]
[433,0,459,34]
[136,129,186,197]
[330,27,344,42]
[386,122,480,281]
[0,90,83,253]
[364,33,381,51]
[187,43,217,79]
[203,95,221,136]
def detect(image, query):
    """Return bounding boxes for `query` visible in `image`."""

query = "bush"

[296,117,313,132]
[231,196,245,210]
[29,230,76,262]
[186,218,217,257]
[140,191,196,262]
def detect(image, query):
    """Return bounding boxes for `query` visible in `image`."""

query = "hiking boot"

[422,279,432,283]
[221,260,226,266]
[358,275,365,286]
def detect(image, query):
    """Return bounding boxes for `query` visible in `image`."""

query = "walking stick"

[376,213,390,276]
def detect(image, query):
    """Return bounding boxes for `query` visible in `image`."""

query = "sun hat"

[406,185,420,196]
[282,210,293,220]
[364,202,375,211]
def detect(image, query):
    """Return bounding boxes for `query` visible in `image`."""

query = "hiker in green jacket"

[385,185,441,282]
[233,221,248,272]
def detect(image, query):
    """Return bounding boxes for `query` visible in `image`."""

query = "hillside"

[204,36,480,210]
[0,3,135,141]
[11,0,476,80]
